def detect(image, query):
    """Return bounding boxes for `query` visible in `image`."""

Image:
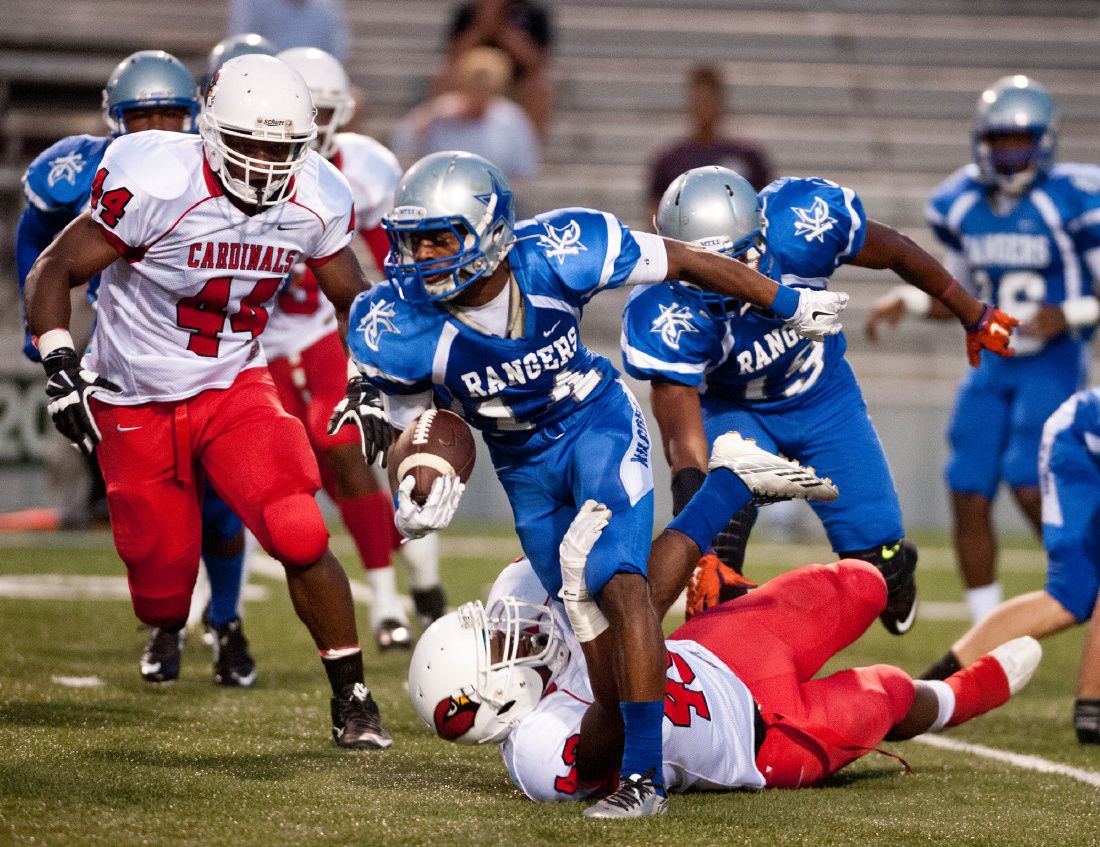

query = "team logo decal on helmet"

[433,692,482,741]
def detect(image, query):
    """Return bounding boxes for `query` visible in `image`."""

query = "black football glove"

[42,347,122,456]
[327,376,393,466]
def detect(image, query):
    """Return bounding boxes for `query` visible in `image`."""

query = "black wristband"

[1074,698,1100,744]
[671,467,707,516]
[42,346,78,378]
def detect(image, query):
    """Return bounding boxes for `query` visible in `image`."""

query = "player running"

[867,76,1100,623]
[23,55,390,749]
[338,150,847,816]
[13,50,257,687]
[621,166,1016,633]
[272,47,445,650]
[923,386,1100,745]
[407,439,1041,804]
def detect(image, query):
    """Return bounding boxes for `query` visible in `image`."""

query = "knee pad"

[132,592,191,629]
[712,501,758,573]
[262,493,329,567]
[875,664,918,724]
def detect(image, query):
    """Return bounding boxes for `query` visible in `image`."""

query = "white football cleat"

[708,432,839,503]
[989,636,1042,695]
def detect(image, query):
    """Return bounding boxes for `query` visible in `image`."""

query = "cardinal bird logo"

[433,692,480,741]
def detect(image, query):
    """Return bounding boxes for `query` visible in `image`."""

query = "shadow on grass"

[0,700,151,730]
[85,747,333,782]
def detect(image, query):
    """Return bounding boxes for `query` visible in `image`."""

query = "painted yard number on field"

[0,376,51,464]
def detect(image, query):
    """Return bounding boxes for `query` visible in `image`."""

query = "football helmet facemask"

[102,50,200,136]
[972,75,1058,195]
[408,597,568,745]
[656,165,763,319]
[383,151,515,303]
[200,55,317,207]
[276,47,355,160]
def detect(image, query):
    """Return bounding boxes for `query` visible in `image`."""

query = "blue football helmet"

[203,33,277,95]
[655,165,762,319]
[972,75,1058,194]
[383,151,516,303]
[102,50,200,136]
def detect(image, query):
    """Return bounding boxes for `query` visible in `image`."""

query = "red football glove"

[965,305,1019,367]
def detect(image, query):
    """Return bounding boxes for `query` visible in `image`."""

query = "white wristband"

[36,328,75,358]
[1062,296,1100,328]
[897,286,933,317]
[562,598,610,643]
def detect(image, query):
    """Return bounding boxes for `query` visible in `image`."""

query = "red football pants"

[671,559,916,788]
[267,331,403,566]
[92,368,328,627]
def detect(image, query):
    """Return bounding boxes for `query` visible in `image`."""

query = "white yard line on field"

[913,734,1100,788]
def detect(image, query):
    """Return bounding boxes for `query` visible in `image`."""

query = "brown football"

[388,408,476,505]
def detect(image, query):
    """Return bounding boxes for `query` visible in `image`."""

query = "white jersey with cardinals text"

[84,131,354,404]
[262,133,400,361]
[490,560,766,802]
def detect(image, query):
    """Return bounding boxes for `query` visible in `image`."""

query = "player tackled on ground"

[408,433,1041,802]
[337,151,848,817]
[23,55,390,749]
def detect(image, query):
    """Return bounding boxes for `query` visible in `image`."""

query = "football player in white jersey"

[23,55,390,749]
[409,439,1042,801]
[272,47,446,651]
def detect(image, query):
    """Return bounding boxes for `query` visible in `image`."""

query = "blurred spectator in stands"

[393,47,540,182]
[648,65,772,220]
[226,0,349,62]
[438,0,553,137]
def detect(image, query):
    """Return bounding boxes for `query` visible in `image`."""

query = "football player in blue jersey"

[337,150,847,818]
[14,50,256,687]
[867,76,1100,623]
[621,166,1017,636]
[922,387,1100,745]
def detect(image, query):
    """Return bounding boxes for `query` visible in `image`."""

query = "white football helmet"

[408,597,569,745]
[276,47,354,159]
[200,54,317,206]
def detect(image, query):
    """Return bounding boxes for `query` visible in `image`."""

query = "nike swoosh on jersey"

[116,424,142,432]
[542,321,561,337]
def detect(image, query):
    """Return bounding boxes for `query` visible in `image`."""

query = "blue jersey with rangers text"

[621,177,864,406]
[349,207,655,444]
[926,163,1100,355]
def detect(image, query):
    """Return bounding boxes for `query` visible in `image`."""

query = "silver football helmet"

[972,75,1058,195]
[102,50,200,136]
[408,597,568,745]
[204,32,277,95]
[656,165,763,317]
[383,151,515,302]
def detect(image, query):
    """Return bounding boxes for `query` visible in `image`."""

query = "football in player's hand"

[388,409,476,505]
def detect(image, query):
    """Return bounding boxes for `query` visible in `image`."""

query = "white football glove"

[786,288,849,341]
[394,474,464,540]
[558,500,612,643]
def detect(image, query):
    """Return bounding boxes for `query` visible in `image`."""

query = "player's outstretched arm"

[311,245,371,342]
[24,213,122,455]
[855,220,1018,365]
[663,237,848,341]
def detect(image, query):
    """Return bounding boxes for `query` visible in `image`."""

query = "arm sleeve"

[381,390,435,432]
[15,205,70,361]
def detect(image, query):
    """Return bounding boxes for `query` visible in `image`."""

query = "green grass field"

[2,527,1098,846]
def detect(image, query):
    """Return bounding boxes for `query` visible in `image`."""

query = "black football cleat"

[331,683,393,749]
[878,541,918,636]
[211,617,257,687]
[140,627,184,683]
[375,618,413,652]
[412,585,447,627]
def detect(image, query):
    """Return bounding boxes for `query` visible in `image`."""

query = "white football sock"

[922,680,957,732]
[401,534,441,590]
[966,582,1003,624]
[366,566,408,628]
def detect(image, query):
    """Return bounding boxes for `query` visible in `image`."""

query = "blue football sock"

[620,700,665,794]
[203,550,244,626]
[667,468,752,554]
